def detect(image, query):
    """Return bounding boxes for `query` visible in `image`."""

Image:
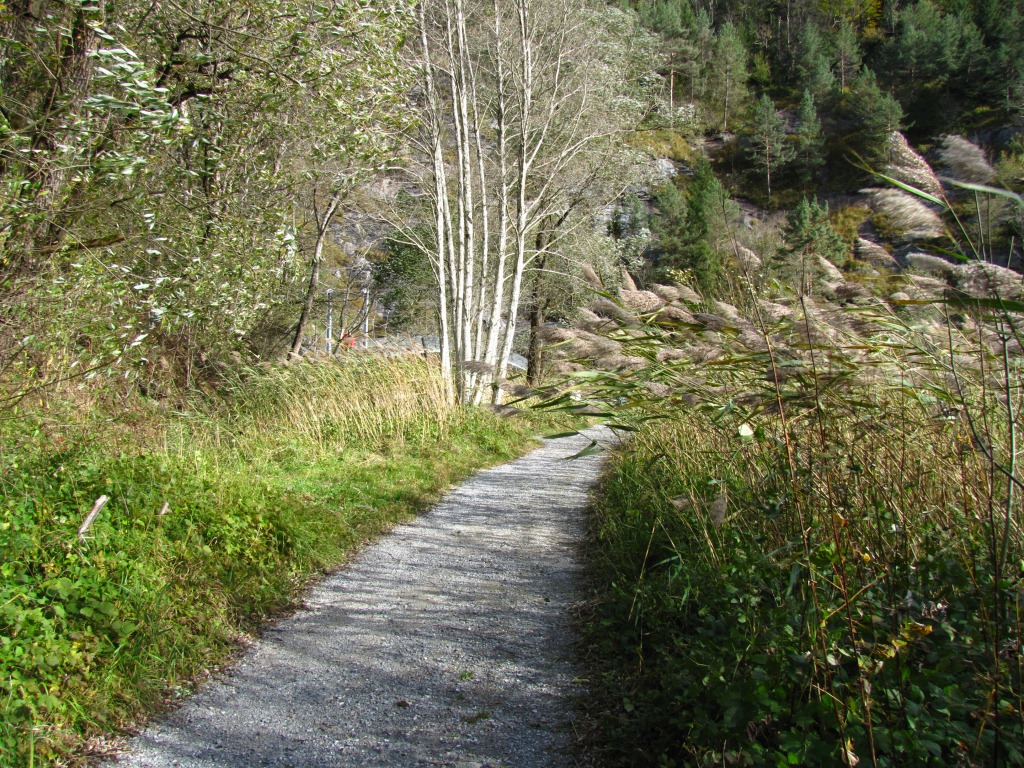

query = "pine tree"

[796,23,827,81]
[779,197,847,296]
[832,18,862,91]
[653,180,686,223]
[796,24,835,99]
[685,10,716,104]
[742,94,795,202]
[655,158,735,297]
[794,89,825,187]
[847,67,903,161]
[710,22,750,130]
[645,0,693,36]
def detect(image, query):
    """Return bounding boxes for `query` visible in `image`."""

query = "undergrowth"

[587,412,1022,767]
[548,178,1024,766]
[0,353,555,767]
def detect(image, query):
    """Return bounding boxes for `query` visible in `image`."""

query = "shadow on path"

[112,426,613,768]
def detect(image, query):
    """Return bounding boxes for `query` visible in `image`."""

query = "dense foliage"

[623,0,1022,136]
[0,0,413,399]
[547,150,1024,765]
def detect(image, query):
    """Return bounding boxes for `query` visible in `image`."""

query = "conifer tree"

[655,158,735,297]
[794,89,825,187]
[779,197,846,295]
[796,23,833,97]
[683,10,716,104]
[635,0,692,36]
[742,94,795,202]
[848,67,903,161]
[832,18,862,91]
[710,22,750,130]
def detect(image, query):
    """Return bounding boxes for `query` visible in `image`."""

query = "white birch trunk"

[494,0,535,401]
[480,0,511,399]
[420,5,454,401]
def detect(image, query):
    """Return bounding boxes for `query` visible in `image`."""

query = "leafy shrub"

[0,355,551,766]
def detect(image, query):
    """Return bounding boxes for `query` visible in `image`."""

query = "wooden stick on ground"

[78,495,110,542]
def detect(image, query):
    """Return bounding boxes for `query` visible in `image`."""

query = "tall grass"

[550,194,1024,765]
[0,353,549,767]
[222,352,455,449]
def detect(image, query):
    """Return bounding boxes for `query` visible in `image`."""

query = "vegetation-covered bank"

[557,184,1024,765]
[587,410,1022,766]
[0,355,553,768]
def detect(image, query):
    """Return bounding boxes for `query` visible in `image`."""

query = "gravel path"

[112,425,612,768]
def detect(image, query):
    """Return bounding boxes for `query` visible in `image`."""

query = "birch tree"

[402,0,653,403]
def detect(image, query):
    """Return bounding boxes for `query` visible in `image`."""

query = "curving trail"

[112,426,612,768]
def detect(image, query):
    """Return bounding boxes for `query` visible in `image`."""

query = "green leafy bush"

[0,356,552,766]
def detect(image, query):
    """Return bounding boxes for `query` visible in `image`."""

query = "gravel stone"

[111,426,612,768]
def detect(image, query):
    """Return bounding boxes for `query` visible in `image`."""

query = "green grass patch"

[0,356,561,766]
[584,417,1023,767]
[627,129,695,164]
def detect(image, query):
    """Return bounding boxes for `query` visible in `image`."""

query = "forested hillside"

[2,0,1024,765]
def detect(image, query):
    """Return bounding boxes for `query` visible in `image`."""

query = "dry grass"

[223,352,454,449]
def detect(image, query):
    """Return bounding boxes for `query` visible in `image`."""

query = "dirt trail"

[111,426,612,768]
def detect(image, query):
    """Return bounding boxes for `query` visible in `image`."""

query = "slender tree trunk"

[451,0,477,396]
[421,3,455,400]
[481,0,511,394]
[445,8,467,380]
[291,191,342,356]
[526,246,548,386]
[526,296,548,386]
[469,36,492,404]
[723,74,731,130]
[495,0,535,401]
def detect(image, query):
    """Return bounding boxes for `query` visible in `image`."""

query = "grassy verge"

[554,274,1023,765]
[0,355,559,767]
[585,403,1023,767]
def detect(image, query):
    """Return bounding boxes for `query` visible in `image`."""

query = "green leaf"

[564,440,604,460]
[873,171,946,206]
[941,178,1024,208]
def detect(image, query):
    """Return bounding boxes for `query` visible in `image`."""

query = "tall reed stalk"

[557,181,1024,766]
